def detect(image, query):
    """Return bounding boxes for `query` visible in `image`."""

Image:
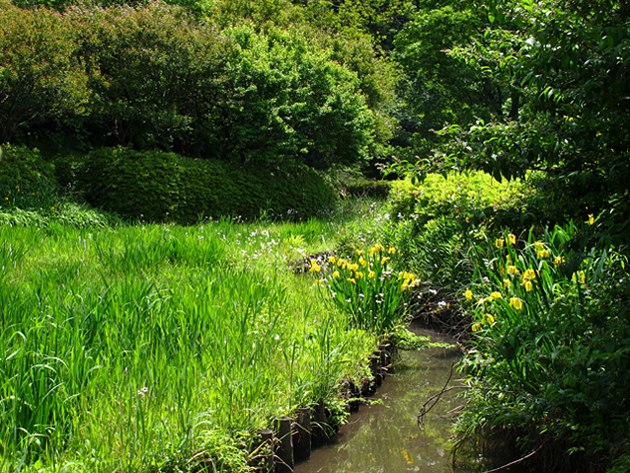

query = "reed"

[0,216,378,472]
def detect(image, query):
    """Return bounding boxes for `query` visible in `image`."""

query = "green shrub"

[383,215,469,288]
[381,171,532,288]
[389,171,529,226]
[78,147,183,222]
[0,145,54,185]
[0,145,59,211]
[344,180,391,199]
[457,223,630,472]
[77,147,336,223]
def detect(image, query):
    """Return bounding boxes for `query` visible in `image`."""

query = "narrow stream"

[294,325,471,473]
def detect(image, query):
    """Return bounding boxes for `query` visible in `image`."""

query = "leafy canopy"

[437,0,630,239]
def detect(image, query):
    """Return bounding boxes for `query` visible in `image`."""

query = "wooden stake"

[275,416,293,473]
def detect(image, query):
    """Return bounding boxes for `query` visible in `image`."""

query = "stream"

[294,325,487,473]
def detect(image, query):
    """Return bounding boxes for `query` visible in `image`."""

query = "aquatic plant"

[456,221,630,471]
[312,243,419,333]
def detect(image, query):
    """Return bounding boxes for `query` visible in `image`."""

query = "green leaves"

[0,0,90,143]
[68,1,234,151]
[392,4,495,159]
[77,147,337,223]
[214,25,375,169]
[436,0,630,240]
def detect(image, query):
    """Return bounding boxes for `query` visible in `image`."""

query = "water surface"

[295,326,470,473]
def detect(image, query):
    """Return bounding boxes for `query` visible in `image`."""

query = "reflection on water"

[294,326,472,473]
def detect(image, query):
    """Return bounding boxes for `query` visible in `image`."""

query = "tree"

[211,26,375,169]
[392,2,501,161]
[67,1,234,152]
[439,0,630,238]
[0,0,90,143]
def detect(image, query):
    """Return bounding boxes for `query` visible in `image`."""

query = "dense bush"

[389,171,529,224]
[383,214,469,288]
[77,147,337,223]
[382,172,533,285]
[0,145,55,186]
[0,145,59,210]
[0,146,119,227]
[438,0,630,245]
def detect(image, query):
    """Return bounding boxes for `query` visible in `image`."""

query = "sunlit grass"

[0,202,386,472]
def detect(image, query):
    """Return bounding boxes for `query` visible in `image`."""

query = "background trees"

[213,26,376,169]
[3,0,396,172]
[3,0,629,231]
[438,0,630,238]
[393,3,493,160]
[0,0,90,143]
[68,2,235,152]
[2,0,630,470]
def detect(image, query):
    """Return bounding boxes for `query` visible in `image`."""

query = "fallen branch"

[480,443,543,473]
[417,362,458,427]
[417,380,518,427]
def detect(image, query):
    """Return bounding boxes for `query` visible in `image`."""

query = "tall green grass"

[0,218,377,472]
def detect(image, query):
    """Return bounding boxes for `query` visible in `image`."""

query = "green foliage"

[392,3,496,159]
[78,148,183,222]
[439,0,630,241]
[382,171,533,288]
[457,222,630,471]
[298,0,414,51]
[66,1,234,152]
[0,145,60,212]
[386,215,469,287]
[213,25,375,169]
[0,145,55,186]
[0,146,117,227]
[77,147,337,223]
[388,171,529,226]
[3,1,389,171]
[202,0,304,28]
[197,0,402,155]
[0,0,90,143]
[311,244,418,333]
[609,455,630,473]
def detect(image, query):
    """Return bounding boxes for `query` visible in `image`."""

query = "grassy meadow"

[0,202,392,472]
